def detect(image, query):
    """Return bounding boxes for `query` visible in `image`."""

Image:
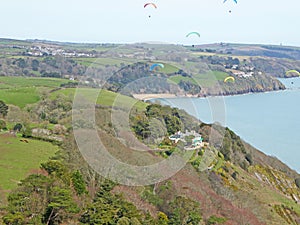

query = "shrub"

[13,123,23,132]
[0,119,6,130]
[295,178,300,189]
[245,153,253,165]
[207,215,227,225]
[21,124,32,138]
[231,171,239,180]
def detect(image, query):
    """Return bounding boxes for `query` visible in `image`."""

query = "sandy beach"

[132,93,201,101]
[132,93,177,101]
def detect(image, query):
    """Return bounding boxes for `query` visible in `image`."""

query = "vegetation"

[0,100,8,117]
[0,39,300,224]
[0,134,59,192]
[296,178,300,189]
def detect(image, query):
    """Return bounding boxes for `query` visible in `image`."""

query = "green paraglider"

[186,32,200,38]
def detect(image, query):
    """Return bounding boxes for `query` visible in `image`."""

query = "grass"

[0,76,70,89]
[0,134,58,192]
[51,88,148,111]
[149,62,180,74]
[0,76,74,108]
[75,57,137,67]
[168,71,228,87]
[0,87,40,108]
[191,51,254,61]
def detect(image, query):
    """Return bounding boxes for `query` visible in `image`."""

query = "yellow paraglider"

[224,76,235,83]
[286,70,300,76]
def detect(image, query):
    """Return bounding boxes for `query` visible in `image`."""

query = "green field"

[75,57,137,67]
[0,134,58,192]
[0,77,73,108]
[0,76,70,88]
[169,71,228,87]
[150,62,179,74]
[51,88,148,110]
[0,87,40,108]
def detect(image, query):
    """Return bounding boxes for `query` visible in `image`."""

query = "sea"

[152,77,300,172]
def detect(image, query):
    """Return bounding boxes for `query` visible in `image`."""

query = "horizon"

[1,37,300,49]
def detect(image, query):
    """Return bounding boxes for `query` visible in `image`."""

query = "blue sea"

[154,77,300,172]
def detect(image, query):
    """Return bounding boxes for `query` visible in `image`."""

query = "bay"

[154,77,300,172]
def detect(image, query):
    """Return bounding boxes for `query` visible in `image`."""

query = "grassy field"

[169,71,228,87]
[0,76,70,88]
[51,88,148,111]
[0,77,73,108]
[191,51,253,61]
[150,62,179,74]
[0,134,58,193]
[0,87,40,108]
[75,57,137,67]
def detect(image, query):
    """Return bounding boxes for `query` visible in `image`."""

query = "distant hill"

[0,38,292,97]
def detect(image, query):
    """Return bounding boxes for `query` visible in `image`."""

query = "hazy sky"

[1,0,299,46]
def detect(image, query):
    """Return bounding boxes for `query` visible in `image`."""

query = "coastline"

[132,77,300,101]
[132,88,288,101]
[132,93,178,101]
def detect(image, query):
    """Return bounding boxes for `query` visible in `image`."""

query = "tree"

[0,119,6,130]
[295,178,300,189]
[3,174,51,224]
[21,123,32,138]
[0,100,8,117]
[41,160,67,178]
[80,185,143,224]
[71,170,87,195]
[3,212,25,225]
[43,186,79,225]
[13,123,23,132]
[16,58,27,69]
[31,59,40,71]
[168,196,202,225]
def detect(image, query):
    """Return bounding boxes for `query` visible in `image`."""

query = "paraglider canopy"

[286,70,300,76]
[186,32,201,38]
[144,3,157,18]
[144,3,157,8]
[224,76,235,83]
[150,63,164,71]
[223,0,237,3]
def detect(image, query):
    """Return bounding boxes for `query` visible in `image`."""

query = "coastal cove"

[151,77,300,172]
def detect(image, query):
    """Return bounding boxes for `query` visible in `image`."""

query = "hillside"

[193,43,300,78]
[0,76,300,224]
[0,38,293,98]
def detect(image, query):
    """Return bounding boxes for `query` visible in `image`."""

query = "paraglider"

[186,32,200,38]
[224,76,235,83]
[223,0,237,3]
[144,3,157,9]
[286,70,300,76]
[150,63,164,71]
[144,3,157,18]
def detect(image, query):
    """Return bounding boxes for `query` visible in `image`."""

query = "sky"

[0,0,300,46]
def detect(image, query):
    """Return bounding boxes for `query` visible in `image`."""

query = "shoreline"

[132,77,300,101]
[132,88,288,101]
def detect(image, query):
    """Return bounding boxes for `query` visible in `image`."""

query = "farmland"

[0,134,58,195]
